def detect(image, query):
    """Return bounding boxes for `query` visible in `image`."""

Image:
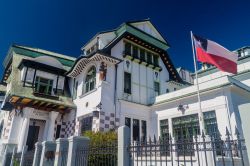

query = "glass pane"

[153,55,159,66]
[125,117,131,128]
[133,119,140,141]
[141,120,147,141]
[124,72,131,94]
[147,52,152,64]
[125,42,131,55]
[133,46,138,58]
[140,49,145,61]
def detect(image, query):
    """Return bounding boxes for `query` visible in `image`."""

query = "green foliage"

[83,130,118,165]
[83,130,117,145]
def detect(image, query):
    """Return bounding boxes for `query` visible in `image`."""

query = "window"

[141,120,147,141]
[124,72,131,94]
[160,119,170,155]
[153,55,159,66]
[81,116,93,134]
[172,114,200,140]
[132,46,139,59]
[140,49,145,61]
[125,117,131,128]
[174,88,177,91]
[147,52,152,64]
[160,119,169,139]
[204,111,219,138]
[172,114,199,156]
[35,77,53,95]
[133,119,140,141]
[55,125,61,139]
[154,82,160,96]
[126,117,146,142]
[125,42,131,55]
[166,89,169,93]
[84,66,96,94]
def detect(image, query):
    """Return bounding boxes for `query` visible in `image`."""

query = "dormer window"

[125,42,132,55]
[83,66,96,94]
[153,55,159,66]
[34,77,53,95]
[147,52,152,64]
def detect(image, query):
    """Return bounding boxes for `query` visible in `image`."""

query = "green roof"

[3,45,76,68]
[114,23,169,50]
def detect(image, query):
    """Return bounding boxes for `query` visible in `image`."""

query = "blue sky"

[0,0,250,76]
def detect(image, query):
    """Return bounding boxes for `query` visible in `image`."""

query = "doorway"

[26,125,40,151]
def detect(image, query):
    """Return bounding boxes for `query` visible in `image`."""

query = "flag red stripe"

[196,47,237,74]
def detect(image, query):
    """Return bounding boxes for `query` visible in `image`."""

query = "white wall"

[20,67,65,95]
[111,39,170,105]
[153,88,235,139]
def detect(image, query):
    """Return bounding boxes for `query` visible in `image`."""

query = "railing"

[75,142,118,166]
[129,130,248,166]
[33,90,59,100]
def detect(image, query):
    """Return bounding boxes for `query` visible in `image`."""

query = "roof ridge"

[13,44,76,61]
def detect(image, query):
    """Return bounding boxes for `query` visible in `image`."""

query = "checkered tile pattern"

[99,111,117,132]
[60,119,75,138]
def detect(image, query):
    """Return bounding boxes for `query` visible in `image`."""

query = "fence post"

[10,147,16,166]
[54,138,68,166]
[2,145,8,166]
[20,146,28,166]
[66,136,90,166]
[32,142,42,166]
[118,126,131,166]
[39,141,56,166]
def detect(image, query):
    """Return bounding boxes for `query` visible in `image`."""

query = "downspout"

[114,64,118,128]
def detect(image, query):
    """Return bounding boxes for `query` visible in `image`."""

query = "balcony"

[33,89,59,100]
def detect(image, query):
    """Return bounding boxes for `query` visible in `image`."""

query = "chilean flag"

[193,34,238,74]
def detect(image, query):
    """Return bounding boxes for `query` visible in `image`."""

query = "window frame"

[154,81,160,96]
[124,72,132,94]
[83,66,96,94]
[34,76,54,95]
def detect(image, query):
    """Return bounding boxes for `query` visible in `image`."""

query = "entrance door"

[26,126,40,151]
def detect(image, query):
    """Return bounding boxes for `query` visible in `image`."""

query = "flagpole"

[190,31,205,133]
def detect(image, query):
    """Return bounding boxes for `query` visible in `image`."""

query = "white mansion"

[0,19,250,161]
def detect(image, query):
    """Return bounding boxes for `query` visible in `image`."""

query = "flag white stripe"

[206,40,238,62]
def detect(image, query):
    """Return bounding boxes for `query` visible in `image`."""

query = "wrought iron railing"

[75,142,118,166]
[130,129,247,166]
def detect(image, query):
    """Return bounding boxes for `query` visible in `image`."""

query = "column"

[32,142,42,166]
[66,136,90,166]
[46,111,59,141]
[17,117,30,152]
[54,138,68,166]
[39,141,56,166]
[118,126,131,166]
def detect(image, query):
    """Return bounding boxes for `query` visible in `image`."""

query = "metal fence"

[5,149,35,166]
[130,130,247,166]
[75,142,118,166]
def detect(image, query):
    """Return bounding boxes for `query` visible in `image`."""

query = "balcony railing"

[33,89,59,100]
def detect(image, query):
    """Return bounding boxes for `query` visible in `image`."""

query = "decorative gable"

[129,21,167,43]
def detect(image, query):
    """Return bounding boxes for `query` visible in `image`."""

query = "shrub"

[83,130,118,165]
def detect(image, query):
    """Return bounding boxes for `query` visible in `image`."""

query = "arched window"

[84,66,96,94]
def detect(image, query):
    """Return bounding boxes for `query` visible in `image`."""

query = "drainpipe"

[114,64,118,127]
